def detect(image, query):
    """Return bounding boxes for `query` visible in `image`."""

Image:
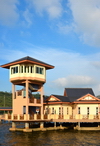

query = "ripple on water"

[1,123,100,146]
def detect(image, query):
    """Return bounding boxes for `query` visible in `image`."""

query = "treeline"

[0,91,12,107]
[0,91,49,107]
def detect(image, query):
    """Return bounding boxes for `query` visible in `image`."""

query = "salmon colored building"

[1,56,100,131]
[0,56,54,130]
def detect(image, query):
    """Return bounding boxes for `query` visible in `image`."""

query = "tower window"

[25,66,27,73]
[11,66,18,74]
[31,66,33,73]
[36,67,44,74]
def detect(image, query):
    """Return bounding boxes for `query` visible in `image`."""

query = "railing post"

[34,114,37,120]
[17,114,20,120]
[47,114,50,119]
[5,114,8,120]
[11,114,14,120]
[41,114,43,120]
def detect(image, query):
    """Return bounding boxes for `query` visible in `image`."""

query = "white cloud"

[23,9,33,27]
[53,75,96,88]
[0,0,19,25]
[28,0,63,18]
[1,46,100,95]
[91,61,100,69]
[57,22,74,34]
[67,0,100,47]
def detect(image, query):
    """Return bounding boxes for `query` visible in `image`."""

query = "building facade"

[44,88,100,119]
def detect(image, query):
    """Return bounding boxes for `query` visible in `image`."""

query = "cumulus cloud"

[69,0,100,47]
[23,9,33,27]
[91,61,100,69]
[53,75,96,88]
[0,0,19,25]
[1,46,100,95]
[59,0,100,47]
[28,0,63,18]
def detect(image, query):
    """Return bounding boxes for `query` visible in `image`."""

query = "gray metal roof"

[1,56,54,69]
[64,88,95,102]
[52,95,70,102]
[44,94,70,103]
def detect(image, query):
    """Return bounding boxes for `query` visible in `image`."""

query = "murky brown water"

[0,122,100,146]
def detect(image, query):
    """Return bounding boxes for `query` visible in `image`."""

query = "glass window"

[45,107,48,114]
[52,107,54,114]
[27,66,29,73]
[16,66,18,73]
[96,107,98,115]
[78,107,81,114]
[25,66,27,73]
[40,68,43,74]
[87,107,89,115]
[11,66,18,74]
[59,107,61,115]
[21,66,23,73]
[31,66,33,73]
[23,106,26,114]
[36,67,39,73]
[11,67,13,74]
[62,107,63,115]
[36,66,44,74]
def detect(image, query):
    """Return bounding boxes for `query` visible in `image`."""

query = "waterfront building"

[44,88,100,120]
[0,56,54,130]
[1,56,100,131]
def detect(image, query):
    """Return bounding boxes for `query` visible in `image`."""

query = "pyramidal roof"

[0,56,54,70]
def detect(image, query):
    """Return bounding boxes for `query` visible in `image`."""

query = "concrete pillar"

[12,83,15,99]
[54,122,56,128]
[26,80,29,114]
[60,123,62,128]
[40,86,44,116]
[25,122,29,129]
[40,122,44,128]
[12,122,16,128]
[78,122,80,127]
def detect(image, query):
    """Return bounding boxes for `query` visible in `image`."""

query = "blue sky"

[0,0,100,96]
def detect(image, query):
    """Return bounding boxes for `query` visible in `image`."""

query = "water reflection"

[0,123,100,146]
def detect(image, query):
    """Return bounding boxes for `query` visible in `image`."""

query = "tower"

[1,56,54,118]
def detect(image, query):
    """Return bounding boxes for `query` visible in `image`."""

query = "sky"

[0,0,100,96]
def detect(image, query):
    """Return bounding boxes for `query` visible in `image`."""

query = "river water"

[0,123,100,146]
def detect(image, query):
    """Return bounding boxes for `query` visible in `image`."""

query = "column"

[40,85,43,116]
[12,83,15,99]
[26,80,29,114]
[78,122,80,128]
[25,122,29,129]
[40,122,44,128]
[12,83,15,112]
[12,122,16,128]
[54,122,56,128]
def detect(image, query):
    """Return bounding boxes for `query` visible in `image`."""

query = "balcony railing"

[3,114,100,121]
[29,97,41,104]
